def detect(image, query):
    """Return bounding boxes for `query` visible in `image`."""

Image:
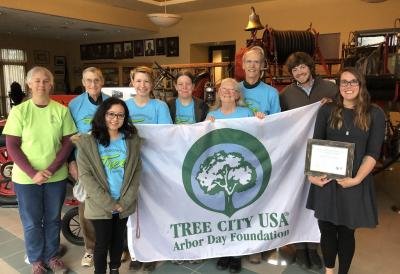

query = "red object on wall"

[50,95,77,107]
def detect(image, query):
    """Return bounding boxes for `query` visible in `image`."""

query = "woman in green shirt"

[4,66,77,274]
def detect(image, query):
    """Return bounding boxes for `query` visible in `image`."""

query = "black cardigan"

[167,97,208,123]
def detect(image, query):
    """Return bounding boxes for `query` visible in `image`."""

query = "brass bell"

[245,7,264,31]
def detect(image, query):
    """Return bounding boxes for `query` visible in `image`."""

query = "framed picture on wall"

[134,40,144,57]
[123,41,133,58]
[166,37,179,57]
[104,43,114,59]
[144,39,155,56]
[156,38,165,55]
[54,56,66,66]
[113,43,123,59]
[33,50,50,64]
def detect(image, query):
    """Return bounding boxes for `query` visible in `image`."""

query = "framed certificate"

[305,139,355,179]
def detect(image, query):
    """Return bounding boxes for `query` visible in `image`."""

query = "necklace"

[343,116,352,136]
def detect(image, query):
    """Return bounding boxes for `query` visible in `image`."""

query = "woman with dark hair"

[306,67,385,274]
[167,70,208,124]
[74,97,141,274]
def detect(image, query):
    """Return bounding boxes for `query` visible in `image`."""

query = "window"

[0,49,27,116]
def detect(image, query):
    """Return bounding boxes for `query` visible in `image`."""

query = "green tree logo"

[245,99,259,113]
[183,128,271,217]
[196,151,257,216]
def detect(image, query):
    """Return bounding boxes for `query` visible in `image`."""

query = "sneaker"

[48,257,68,274]
[308,249,323,270]
[81,252,94,267]
[249,253,261,264]
[110,268,119,274]
[216,257,230,270]
[229,257,242,273]
[295,249,311,269]
[26,245,67,265]
[31,261,46,274]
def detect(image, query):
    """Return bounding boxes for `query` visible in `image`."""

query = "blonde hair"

[130,66,154,85]
[26,66,54,87]
[82,67,104,82]
[211,78,245,111]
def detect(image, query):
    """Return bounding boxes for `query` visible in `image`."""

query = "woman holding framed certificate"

[306,67,385,274]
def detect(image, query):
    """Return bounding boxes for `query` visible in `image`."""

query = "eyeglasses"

[106,112,125,120]
[84,79,101,86]
[340,80,359,87]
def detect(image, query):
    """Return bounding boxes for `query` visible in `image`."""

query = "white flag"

[128,103,321,261]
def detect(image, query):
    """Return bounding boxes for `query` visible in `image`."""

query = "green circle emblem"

[182,128,271,217]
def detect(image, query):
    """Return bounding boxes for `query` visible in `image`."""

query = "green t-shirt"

[3,99,77,184]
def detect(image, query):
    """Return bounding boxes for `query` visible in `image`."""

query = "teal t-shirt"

[98,134,127,200]
[207,106,253,120]
[125,98,172,124]
[68,92,109,133]
[175,100,195,124]
[3,99,77,184]
[239,81,281,115]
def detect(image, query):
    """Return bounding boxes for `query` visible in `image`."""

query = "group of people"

[3,46,384,274]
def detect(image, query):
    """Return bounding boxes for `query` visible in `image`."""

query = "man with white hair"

[68,67,109,268]
[239,46,280,117]
[239,46,280,264]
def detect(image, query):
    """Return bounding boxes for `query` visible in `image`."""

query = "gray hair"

[211,78,246,111]
[242,46,265,64]
[82,67,104,82]
[26,66,54,87]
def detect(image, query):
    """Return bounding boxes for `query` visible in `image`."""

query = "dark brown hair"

[329,67,371,131]
[174,70,194,84]
[285,52,315,77]
[92,97,137,147]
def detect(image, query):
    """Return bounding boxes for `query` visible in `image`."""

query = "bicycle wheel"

[61,207,84,246]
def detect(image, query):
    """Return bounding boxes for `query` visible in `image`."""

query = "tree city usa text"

[170,213,290,251]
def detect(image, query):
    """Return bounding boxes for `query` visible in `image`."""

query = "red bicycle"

[0,120,16,205]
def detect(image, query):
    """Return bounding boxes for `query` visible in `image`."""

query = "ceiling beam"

[0,0,158,32]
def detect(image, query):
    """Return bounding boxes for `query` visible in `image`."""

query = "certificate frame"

[305,139,355,179]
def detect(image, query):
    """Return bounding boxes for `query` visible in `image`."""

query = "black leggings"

[91,215,128,274]
[318,220,355,274]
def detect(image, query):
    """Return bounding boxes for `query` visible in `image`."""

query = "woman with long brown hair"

[306,67,385,274]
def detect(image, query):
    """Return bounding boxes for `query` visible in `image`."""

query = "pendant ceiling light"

[147,0,182,27]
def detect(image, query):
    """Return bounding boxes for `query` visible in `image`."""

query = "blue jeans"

[14,180,67,264]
